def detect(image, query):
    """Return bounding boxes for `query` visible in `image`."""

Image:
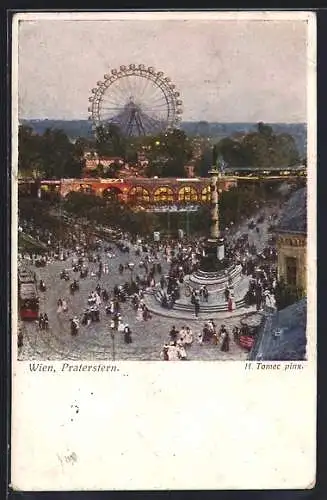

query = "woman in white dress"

[109,300,115,315]
[167,343,180,361]
[178,326,187,343]
[57,298,63,314]
[136,306,143,322]
[184,327,194,346]
[118,319,125,332]
[176,341,187,360]
[62,299,68,312]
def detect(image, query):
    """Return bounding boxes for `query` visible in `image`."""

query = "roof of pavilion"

[249,298,307,361]
[276,187,307,235]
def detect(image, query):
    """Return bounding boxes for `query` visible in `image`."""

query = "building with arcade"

[18,176,237,207]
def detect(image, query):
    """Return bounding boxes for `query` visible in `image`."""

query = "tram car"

[18,268,39,320]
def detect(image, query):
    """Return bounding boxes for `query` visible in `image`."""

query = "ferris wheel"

[88,64,183,136]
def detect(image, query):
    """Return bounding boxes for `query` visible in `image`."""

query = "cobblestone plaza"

[17,203,279,361]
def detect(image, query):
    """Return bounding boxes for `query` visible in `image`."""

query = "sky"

[17,15,309,123]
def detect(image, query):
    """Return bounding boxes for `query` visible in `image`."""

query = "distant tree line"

[18,121,303,180]
[194,122,303,177]
[215,122,301,170]
[18,125,85,179]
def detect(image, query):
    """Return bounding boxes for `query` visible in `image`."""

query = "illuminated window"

[201,185,211,202]
[178,186,198,203]
[103,187,122,201]
[153,186,174,203]
[79,184,95,194]
[128,186,150,203]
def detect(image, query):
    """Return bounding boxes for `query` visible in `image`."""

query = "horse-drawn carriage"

[60,269,70,281]
[35,258,46,268]
[236,319,261,351]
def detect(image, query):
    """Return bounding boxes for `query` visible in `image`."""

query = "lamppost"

[167,209,171,236]
[128,262,135,283]
[186,209,190,237]
[110,330,116,361]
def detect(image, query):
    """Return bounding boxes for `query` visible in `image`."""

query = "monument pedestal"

[200,237,228,273]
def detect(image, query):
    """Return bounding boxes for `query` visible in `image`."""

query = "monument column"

[199,148,227,271]
[208,166,225,261]
[209,167,219,240]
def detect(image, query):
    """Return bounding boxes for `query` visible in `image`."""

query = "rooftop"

[276,187,307,235]
[249,298,307,361]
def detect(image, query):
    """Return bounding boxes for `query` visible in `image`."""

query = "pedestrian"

[233,326,240,343]
[160,343,169,361]
[178,326,187,343]
[169,325,178,342]
[177,341,187,360]
[39,313,44,329]
[230,293,236,311]
[57,298,63,313]
[212,332,219,345]
[136,306,143,322]
[43,313,49,330]
[123,324,132,344]
[194,297,200,318]
[184,326,194,346]
[220,331,230,352]
[18,330,23,349]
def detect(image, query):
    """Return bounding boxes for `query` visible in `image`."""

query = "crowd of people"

[159,319,250,360]
[18,198,283,359]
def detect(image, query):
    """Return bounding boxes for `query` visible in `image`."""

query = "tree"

[215,122,301,170]
[195,121,210,137]
[18,125,84,179]
[194,147,212,177]
[257,121,274,137]
[18,125,43,177]
[144,129,193,178]
[74,136,96,157]
[95,123,126,158]
[40,128,84,178]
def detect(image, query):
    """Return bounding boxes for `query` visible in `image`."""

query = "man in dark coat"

[220,331,230,352]
[124,325,132,344]
[169,326,178,342]
[194,298,200,318]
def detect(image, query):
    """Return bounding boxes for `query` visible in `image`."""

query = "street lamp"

[110,331,116,361]
[128,262,135,283]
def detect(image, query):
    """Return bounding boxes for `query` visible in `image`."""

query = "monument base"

[200,237,229,273]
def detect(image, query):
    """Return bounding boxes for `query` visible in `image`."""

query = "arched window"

[102,186,122,201]
[201,185,211,202]
[178,186,198,203]
[79,184,95,195]
[128,186,150,204]
[153,186,174,203]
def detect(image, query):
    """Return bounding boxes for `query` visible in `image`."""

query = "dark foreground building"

[249,298,307,361]
[249,187,308,361]
[276,187,307,293]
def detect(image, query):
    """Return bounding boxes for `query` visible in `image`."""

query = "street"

[18,242,249,361]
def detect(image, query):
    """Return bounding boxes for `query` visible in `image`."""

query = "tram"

[18,268,39,320]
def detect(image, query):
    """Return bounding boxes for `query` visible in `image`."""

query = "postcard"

[11,10,316,491]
